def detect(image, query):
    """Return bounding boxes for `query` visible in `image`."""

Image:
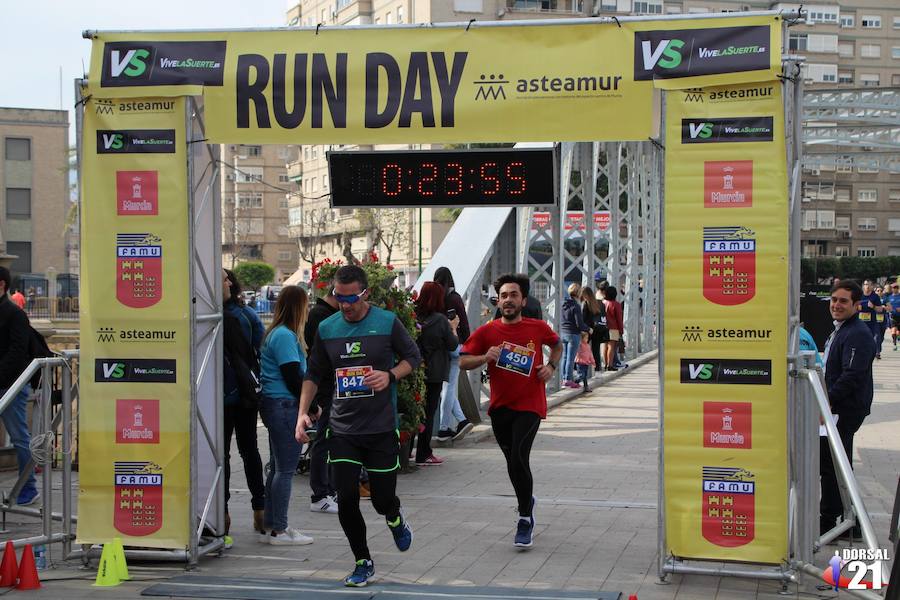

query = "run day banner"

[662,81,788,564]
[77,96,191,548]
[84,14,781,144]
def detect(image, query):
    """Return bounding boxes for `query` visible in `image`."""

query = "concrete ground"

[2,339,898,599]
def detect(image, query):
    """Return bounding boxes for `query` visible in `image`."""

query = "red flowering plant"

[310,253,425,440]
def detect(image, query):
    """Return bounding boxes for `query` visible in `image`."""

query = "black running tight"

[332,462,401,561]
[490,407,541,517]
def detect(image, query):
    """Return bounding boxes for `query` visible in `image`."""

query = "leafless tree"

[358,208,412,265]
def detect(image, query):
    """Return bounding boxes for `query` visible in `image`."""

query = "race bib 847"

[335,366,374,399]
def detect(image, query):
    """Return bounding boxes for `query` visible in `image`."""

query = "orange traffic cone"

[0,541,17,586]
[15,545,40,590]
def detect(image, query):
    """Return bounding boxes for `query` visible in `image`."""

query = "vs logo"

[689,122,714,140]
[101,361,126,380]
[345,342,362,354]
[102,133,125,150]
[109,49,150,78]
[687,362,714,381]
[641,39,684,71]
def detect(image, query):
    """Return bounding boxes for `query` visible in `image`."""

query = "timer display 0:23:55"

[377,161,527,198]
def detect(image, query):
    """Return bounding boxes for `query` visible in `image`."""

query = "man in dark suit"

[820,279,877,536]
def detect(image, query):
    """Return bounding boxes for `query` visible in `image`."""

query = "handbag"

[575,341,596,366]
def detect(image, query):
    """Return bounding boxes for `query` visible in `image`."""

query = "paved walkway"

[6,340,900,598]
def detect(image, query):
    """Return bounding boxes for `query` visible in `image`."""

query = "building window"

[311,146,318,159]
[242,145,262,157]
[838,72,853,84]
[808,9,838,24]
[892,75,900,86]
[277,146,289,159]
[838,42,854,57]
[860,74,880,87]
[861,15,881,28]
[857,217,877,231]
[5,188,31,218]
[4,138,30,161]
[892,47,900,59]
[835,246,850,257]
[236,192,263,209]
[889,190,900,202]
[835,216,850,231]
[384,11,392,24]
[890,247,900,257]
[236,166,263,183]
[861,44,881,58]
[894,16,900,29]
[840,15,854,28]
[303,146,310,160]
[857,164,879,174]
[322,175,328,189]
[857,247,876,257]
[857,189,877,202]
[397,6,404,22]
[6,242,31,274]
[278,250,293,262]
[836,187,851,202]
[280,197,289,209]
[889,218,900,232]
[633,1,663,14]
[789,34,807,52]
[278,174,290,183]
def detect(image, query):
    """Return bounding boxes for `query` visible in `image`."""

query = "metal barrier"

[0,352,77,560]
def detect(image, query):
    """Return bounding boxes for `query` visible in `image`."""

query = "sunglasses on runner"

[333,288,367,304]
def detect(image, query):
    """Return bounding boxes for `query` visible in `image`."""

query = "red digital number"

[480,162,500,196]
[446,162,462,196]
[506,161,526,195]
[381,163,402,197]
[417,162,437,197]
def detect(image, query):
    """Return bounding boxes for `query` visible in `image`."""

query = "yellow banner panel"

[663,81,789,564]
[77,96,191,548]
[86,16,780,144]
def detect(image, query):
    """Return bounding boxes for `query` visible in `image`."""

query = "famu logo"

[634,26,770,81]
[97,130,176,154]
[682,117,774,144]
[680,359,772,385]
[101,41,227,87]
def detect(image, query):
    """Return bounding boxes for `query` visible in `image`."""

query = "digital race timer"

[327,147,557,208]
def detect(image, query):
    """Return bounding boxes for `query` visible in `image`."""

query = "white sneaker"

[268,528,314,545]
[311,496,339,514]
[257,530,270,544]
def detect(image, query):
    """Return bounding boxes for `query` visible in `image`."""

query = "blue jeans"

[259,396,302,532]
[561,333,581,382]
[0,386,36,491]
[439,347,465,430]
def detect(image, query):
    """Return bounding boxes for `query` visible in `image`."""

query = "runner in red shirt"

[460,273,561,549]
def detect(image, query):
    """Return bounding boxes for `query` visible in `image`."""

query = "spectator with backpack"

[222,269,267,541]
[580,286,607,371]
[0,266,39,506]
[414,282,459,466]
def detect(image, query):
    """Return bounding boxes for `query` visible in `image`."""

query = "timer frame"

[327,146,558,208]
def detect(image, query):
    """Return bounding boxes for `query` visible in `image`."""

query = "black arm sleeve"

[280,362,303,399]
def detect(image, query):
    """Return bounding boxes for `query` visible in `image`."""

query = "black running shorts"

[326,430,400,473]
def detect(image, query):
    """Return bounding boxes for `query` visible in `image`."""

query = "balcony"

[286,160,303,183]
[506,0,585,14]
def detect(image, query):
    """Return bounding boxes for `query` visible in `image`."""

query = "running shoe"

[16,488,40,506]
[223,535,234,549]
[563,380,580,389]
[515,496,536,548]
[436,428,455,442]
[268,528,314,545]
[310,495,339,514]
[388,512,413,552]
[415,454,444,466]
[344,559,375,587]
[454,420,475,441]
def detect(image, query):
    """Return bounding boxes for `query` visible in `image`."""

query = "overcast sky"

[1,0,287,140]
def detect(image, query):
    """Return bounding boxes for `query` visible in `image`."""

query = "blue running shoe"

[514,496,536,548]
[344,559,374,587]
[387,512,413,552]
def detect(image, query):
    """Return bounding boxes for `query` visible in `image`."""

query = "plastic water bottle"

[34,545,46,570]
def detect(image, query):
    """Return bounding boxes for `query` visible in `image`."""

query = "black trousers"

[309,404,335,502]
[820,412,865,525]
[415,382,443,463]
[590,333,605,370]
[332,462,401,561]
[224,402,266,512]
[490,407,541,517]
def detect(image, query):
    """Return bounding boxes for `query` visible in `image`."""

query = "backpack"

[27,324,54,389]
[591,302,608,337]
[223,312,262,409]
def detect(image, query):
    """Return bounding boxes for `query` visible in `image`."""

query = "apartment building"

[220,143,299,281]
[0,107,70,282]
